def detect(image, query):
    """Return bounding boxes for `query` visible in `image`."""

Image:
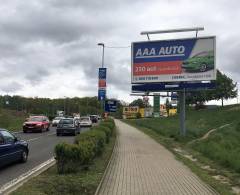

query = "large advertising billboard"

[131,36,216,83]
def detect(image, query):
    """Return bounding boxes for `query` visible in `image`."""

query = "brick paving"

[97,119,218,195]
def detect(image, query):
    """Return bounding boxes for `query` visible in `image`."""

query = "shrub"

[100,121,115,134]
[55,119,115,174]
[94,126,112,143]
[75,130,106,155]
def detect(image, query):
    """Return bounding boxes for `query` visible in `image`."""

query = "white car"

[80,116,92,127]
[52,117,65,127]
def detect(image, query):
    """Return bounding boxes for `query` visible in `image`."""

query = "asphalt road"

[0,126,91,188]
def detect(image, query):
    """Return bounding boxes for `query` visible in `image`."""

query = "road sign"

[99,68,107,79]
[98,89,106,101]
[105,100,117,112]
[132,82,216,92]
[131,36,216,83]
[171,92,178,100]
[98,68,107,89]
[98,68,107,100]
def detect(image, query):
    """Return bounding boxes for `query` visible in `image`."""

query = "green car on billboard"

[182,51,214,72]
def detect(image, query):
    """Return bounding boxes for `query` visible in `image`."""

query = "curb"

[94,127,118,195]
[0,158,56,195]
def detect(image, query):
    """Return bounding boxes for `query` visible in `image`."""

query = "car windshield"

[28,117,43,122]
[80,117,89,121]
[59,119,73,124]
[54,117,62,120]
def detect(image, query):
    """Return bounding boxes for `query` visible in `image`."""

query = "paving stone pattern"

[97,120,218,195]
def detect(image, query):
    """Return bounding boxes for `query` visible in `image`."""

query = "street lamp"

[97,43,105,68]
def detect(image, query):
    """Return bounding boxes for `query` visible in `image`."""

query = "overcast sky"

[0,0,240,104]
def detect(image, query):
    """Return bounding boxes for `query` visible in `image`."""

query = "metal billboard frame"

[131,27,216,136]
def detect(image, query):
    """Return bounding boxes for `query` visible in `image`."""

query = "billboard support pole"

[179,88,186,136]
[136,27,209,137]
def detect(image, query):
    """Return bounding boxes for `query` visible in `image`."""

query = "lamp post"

[98,43,105,68]
[97,43,105,115]
[64,96,67,116]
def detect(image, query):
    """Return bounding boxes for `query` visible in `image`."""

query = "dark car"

[23,116,50,133]
[0,129,29,168]
[56,118,80,136]
[182,51,214,72]
[89,115,98,123]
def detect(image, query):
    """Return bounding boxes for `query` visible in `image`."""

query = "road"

[0,126,90,188]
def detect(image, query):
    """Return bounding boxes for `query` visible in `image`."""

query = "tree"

[210,70,237,107]
[186,70,237,107]
[129,98,145,108]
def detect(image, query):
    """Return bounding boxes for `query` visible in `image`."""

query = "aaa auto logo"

[132,39,196,76]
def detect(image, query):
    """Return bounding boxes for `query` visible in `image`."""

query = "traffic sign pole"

[179,88,186,136]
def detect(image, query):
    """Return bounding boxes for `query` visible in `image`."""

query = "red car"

[23,116,50,133]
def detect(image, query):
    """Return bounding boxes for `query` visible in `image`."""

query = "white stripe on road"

[26,132,56,142]
[0,158,56,195]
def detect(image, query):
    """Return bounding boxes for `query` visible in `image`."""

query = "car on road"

[56,118,80,136]
[23,116,50,133]
[89,115,98,123]
[182,51,214,72]
[52,116,65,127]
[0,129,29,168]
[80,116,92,127]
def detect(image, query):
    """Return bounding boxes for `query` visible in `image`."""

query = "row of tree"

[0,96,103,118]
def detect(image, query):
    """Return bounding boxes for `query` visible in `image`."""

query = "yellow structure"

[169,108,177,116]
[139,108,145,118]
[123,106,139,119]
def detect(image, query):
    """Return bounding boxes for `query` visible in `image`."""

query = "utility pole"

[97,43,106,114]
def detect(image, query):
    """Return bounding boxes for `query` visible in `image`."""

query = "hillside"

[0,109,27,131]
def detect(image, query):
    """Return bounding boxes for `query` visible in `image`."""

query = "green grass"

[123,105,240,195]
[11,129,116,195]
[0,109,27,131]
[128,105,240,142]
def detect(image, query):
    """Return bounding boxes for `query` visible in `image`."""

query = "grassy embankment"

[123,105,240,195]
[11,119,116,195]
[0,109,26,131]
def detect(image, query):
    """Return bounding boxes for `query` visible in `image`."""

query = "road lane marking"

[27,132,56,142]
[0,158,56,195]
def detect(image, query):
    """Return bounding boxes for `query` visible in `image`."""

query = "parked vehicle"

[89,115,98,123]
[80,116,92,127]
[0,129,29,168]
[56,118,80,136]
[52,117,65,127]
[23,116,50,133]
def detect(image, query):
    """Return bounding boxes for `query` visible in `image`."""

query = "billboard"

[105,100,117,112]
[98,68,107,100]
[131,36,216,83]
[98,89,106,101]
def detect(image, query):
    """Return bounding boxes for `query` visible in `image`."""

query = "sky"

[0,0,240,104]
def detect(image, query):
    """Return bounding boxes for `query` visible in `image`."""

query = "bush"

[100,121,115,133]
[55,141,95,174]
[75,130,106,155]
[55,119,115,174]
[94,126,112,143]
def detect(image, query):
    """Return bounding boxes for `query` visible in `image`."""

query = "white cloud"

[0,0,240,103]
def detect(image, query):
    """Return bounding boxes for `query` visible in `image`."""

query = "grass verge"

[0,109,26,131]
[11,128,116,195]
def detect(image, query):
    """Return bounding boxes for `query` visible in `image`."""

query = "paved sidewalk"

[97,120,218,195]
